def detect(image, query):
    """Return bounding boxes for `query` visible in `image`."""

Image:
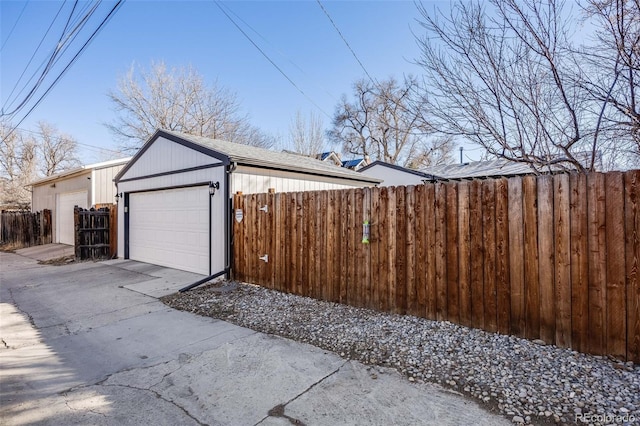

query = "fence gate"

[74,206,117,260]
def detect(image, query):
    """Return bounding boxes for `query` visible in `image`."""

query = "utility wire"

[16,127,126,156]
[0,1,29,51]
[218,1,338,103]
[2,1,68,112]
[4,0,125,140]
[2,1,102,116]
[316,0,376,84]
[214,1,332,119]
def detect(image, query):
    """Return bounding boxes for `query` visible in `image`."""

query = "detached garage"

[30,157,131,245]
[114,129,380,278]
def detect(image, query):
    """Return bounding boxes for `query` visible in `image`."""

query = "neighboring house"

[316,151,342,167]
[341,158,368,171]
[358,161,440,186]
[30,157,131,245]
[113,129,381,277]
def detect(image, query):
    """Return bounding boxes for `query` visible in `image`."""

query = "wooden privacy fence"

[0,210,52,249]
[233,170,640,363]
[74,206,117,260]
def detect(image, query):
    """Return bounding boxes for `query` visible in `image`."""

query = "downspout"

[225,162,237,279]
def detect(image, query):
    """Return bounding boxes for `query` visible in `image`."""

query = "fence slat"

[424,184,437,320]
[554,174,572,348]
[405,186,418,316]
[508,178,525,337]
[395,186,407,314]
[469,180,485,328]
[457,181,472,328]
[605,172,626,359]
[624,170,640,363]
[482,180,498,333]
[446,182,460,324]
[570,173,589,354]
[588,173,607,355]
[495,178,511,335]
[434,182,448,321]
[370,188,381,309]
[538,175,556,343]
[523,176,540,340]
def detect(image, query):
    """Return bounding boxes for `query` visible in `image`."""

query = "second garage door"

[129,186,210,275]
[56,191,88,245]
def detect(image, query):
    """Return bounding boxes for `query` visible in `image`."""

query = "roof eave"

[235,158,382,184]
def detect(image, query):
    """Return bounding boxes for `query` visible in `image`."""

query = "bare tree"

[289,110,326,156]
[580,0,640,169]
[415,0,640,171]
[36,121,81,176]
[106,61,274,153]
[0,122,37,208]
[328,76,452,168]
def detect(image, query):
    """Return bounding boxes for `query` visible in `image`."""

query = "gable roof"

[29,157,132,186]
[422,159,551,180]
[115,130,381,184]
[342,158,366,169]
[358,160,441,179]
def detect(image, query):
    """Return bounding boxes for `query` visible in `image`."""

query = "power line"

[316,0,375,84]
[2,1,68,111]
[218,1,338,104]
[214,1,332,119]
[15,127,127,156]
[0,1,29,51]
[3,0,125,140]
[2,1,102,116]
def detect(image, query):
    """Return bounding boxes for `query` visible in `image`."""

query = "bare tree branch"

[106,61,274,152]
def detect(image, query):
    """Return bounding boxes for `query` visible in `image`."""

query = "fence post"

[74,206,80,258]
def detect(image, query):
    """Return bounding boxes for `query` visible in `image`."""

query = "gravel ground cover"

[162,281,639,425]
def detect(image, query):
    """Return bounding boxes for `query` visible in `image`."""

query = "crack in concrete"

[64,398,108,419]
[100,383,208,426]
[254,360,348,426]
[1,338,8,349]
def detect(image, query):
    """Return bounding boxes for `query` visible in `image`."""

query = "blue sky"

[1,0,460,164]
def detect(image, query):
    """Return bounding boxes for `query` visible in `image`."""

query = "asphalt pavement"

[0,245,510,425]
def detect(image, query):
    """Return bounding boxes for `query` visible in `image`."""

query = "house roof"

[342,158,366,168]
[29,157,132,186]
[358,160,441,179]
[421,159,553,180]
[116,130,381,184]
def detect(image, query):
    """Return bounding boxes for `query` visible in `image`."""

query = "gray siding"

[92,163,126,205]
[230,166,373,194]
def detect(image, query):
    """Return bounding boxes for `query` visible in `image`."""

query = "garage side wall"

[230,165,375,194]
[92,164,126,205]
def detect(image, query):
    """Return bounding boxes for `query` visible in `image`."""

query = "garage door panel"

[57,191,87,245]
[129,186,209,275]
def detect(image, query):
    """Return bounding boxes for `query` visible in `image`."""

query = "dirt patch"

[38,256,76,266]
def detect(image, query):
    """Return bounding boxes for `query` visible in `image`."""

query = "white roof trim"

[29,157,131,186]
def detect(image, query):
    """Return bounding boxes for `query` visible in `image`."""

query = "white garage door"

[56,191,87,245]
[129,186,210,275]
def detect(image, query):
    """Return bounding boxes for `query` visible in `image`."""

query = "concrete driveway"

[0,250,510,426]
